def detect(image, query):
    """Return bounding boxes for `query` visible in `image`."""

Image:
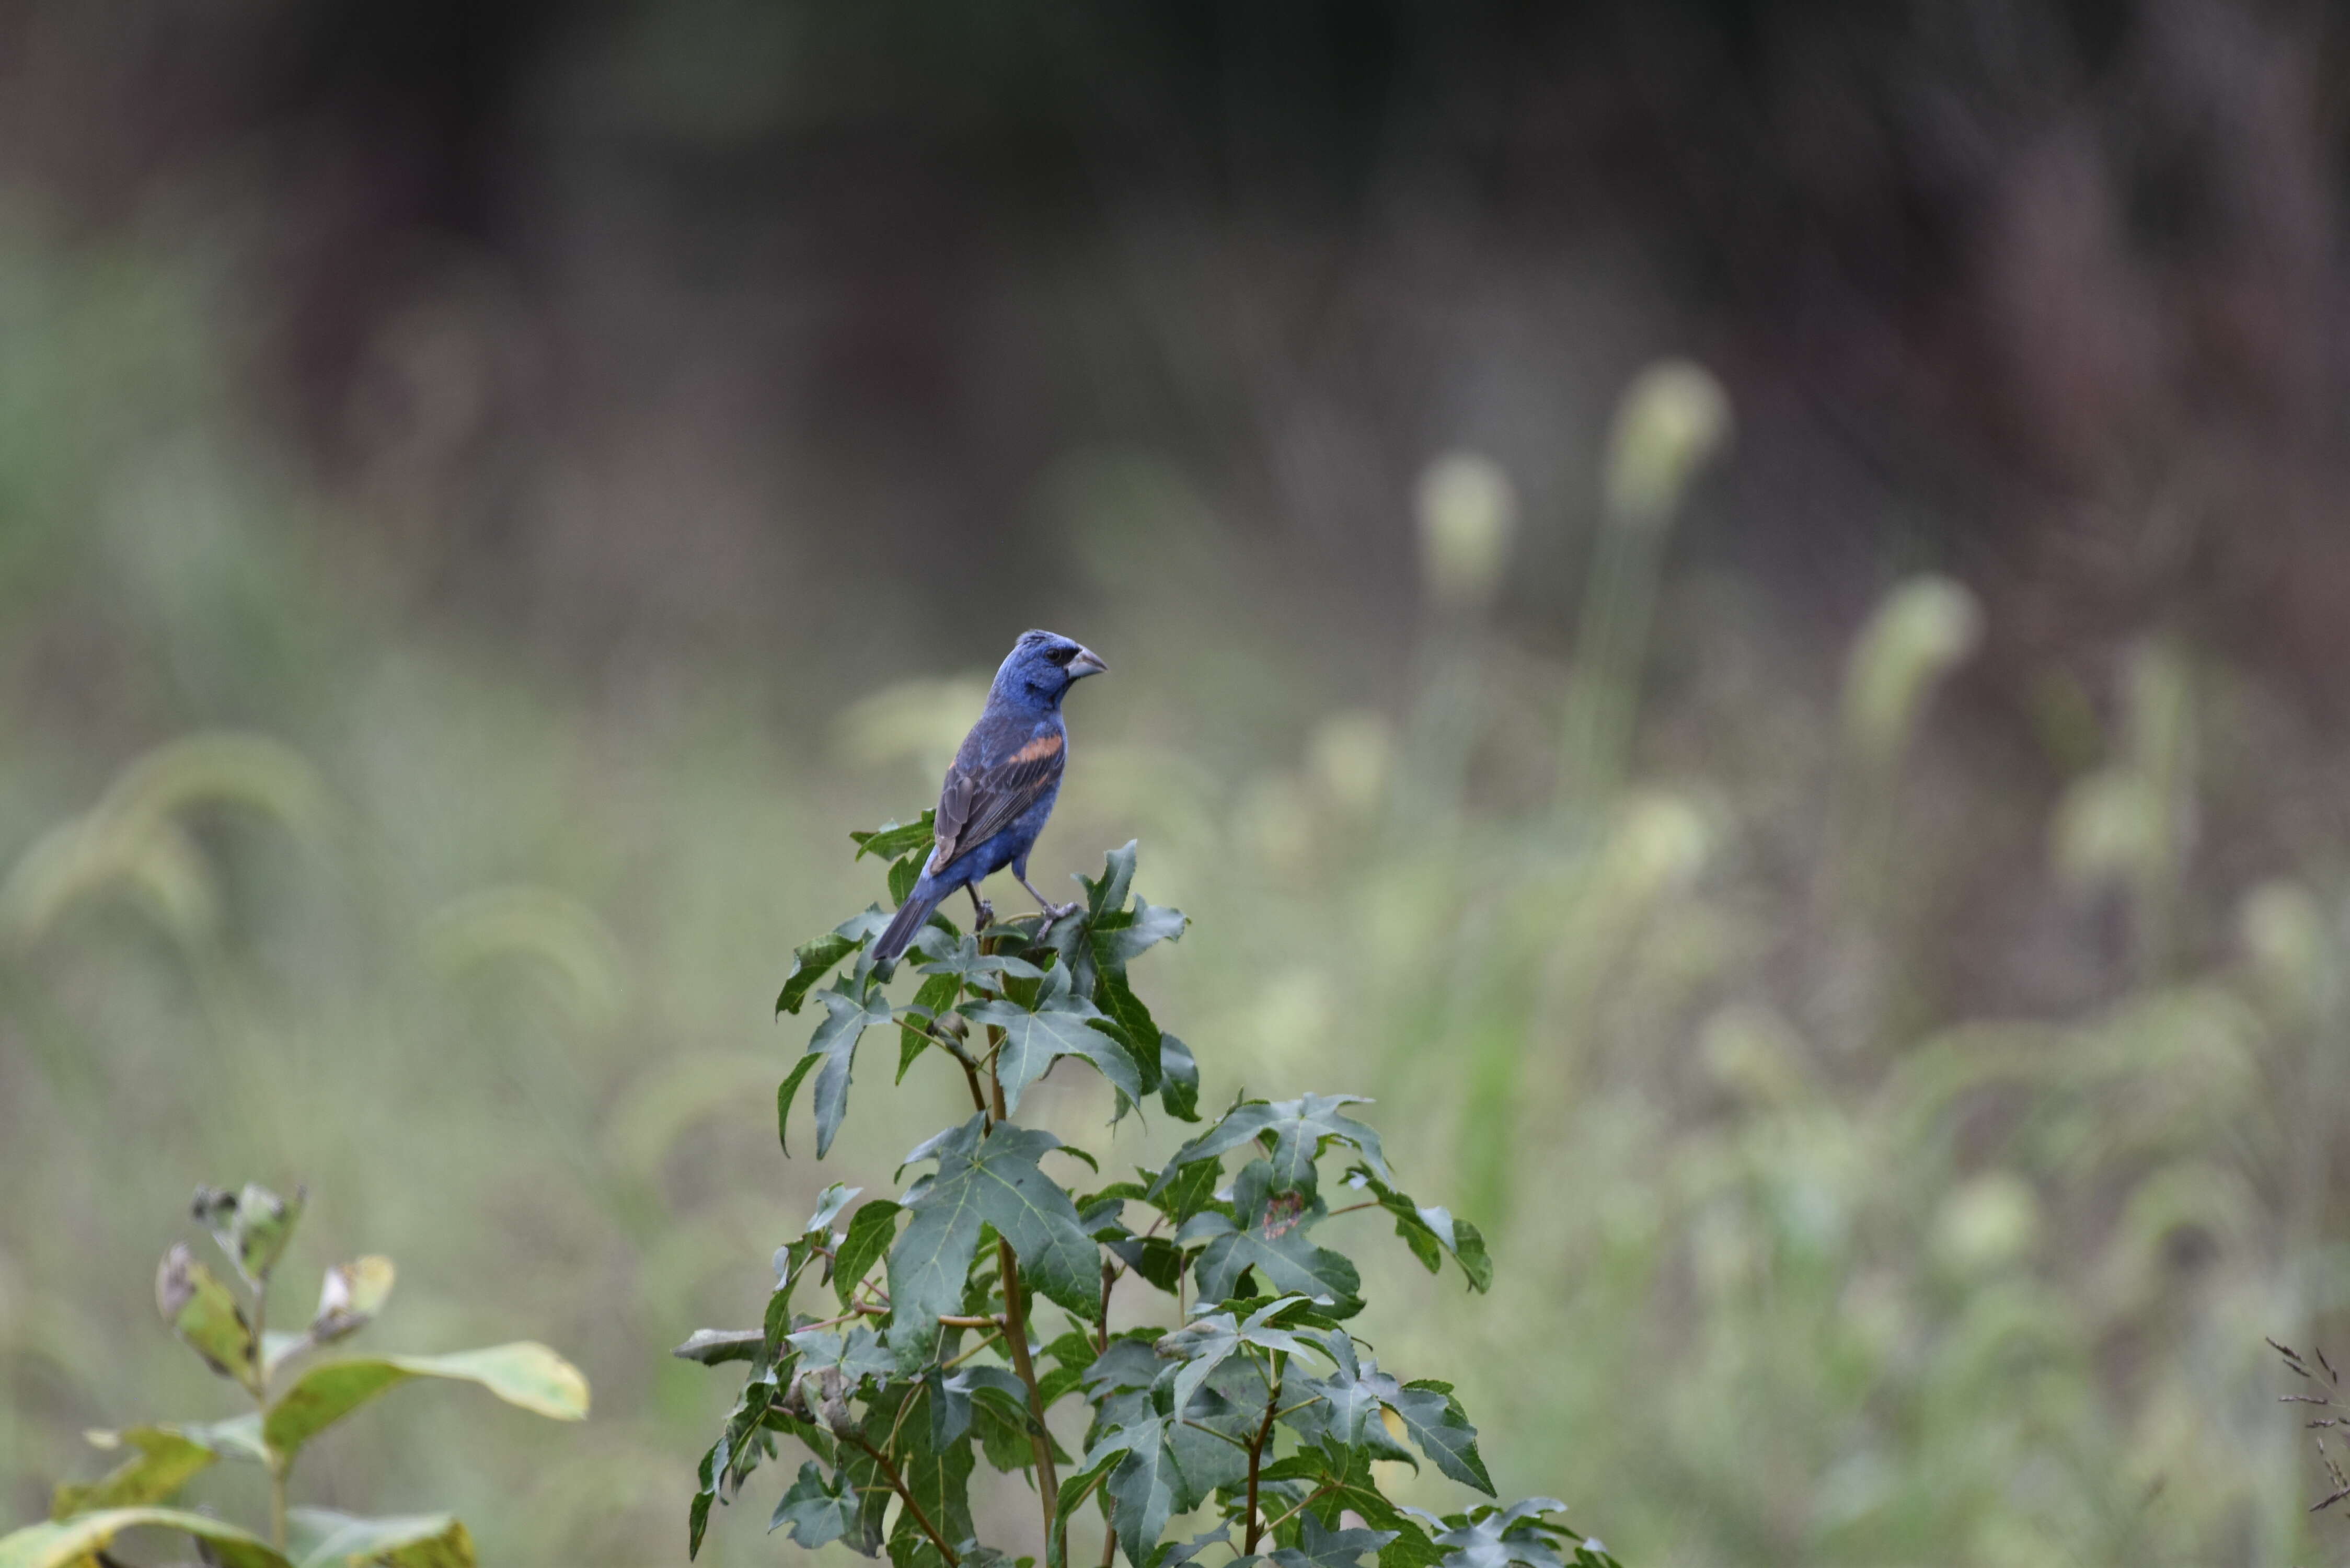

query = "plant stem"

[250,1272,286,1552]
[1262,1482,1339,1537]
[1242,1375,1281,1553]
[998,1238,1063,1554]
[267,1457,290,1552]
[849,1435,962,1567]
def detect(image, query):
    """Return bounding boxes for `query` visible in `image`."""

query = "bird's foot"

[969,895,996,932]
[1036,900,1082,928]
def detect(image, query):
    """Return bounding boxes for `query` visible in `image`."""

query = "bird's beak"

[1067,645,1107,679]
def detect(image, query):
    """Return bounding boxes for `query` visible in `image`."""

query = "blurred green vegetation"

[1,205,2346,1568]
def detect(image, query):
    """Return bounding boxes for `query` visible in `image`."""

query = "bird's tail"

[872,880,945,963]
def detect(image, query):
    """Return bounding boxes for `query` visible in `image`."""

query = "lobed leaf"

[852,811,937,862]
[888,1116,1102,1368]
[1414,1500,1576,1568]
[1182,1166,1362,1315]
[1385,1382,1494,1495]
[1154,1094,1390,1206]
[1268,1514,1399,1568]
[768,1460,863,1549]
[1344,1169,1491,1292]
[777,932,860,1016]
[800,978,894,1158]
[965,994,1142,1114]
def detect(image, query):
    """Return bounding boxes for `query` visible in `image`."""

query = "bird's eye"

[1046,647,1074,666]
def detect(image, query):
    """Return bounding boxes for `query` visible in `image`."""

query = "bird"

[870,629,1107,962]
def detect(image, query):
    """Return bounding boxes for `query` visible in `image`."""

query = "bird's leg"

[1017,871,1081,925]
[965,884,995,933]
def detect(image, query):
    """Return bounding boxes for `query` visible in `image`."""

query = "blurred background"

[4,1,2350,1562]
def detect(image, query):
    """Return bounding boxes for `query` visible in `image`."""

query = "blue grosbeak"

[871,629,1108,961]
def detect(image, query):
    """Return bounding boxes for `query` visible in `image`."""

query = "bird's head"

[995,629,1107,706]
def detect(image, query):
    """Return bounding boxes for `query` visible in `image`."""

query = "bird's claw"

[1038,901,1082,928]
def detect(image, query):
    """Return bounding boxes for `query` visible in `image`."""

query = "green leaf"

[853,811,937,862]
[191,1183,305,1284]
[263,1342,590,1457]
[1084,841,1140,921]
[1150,1159,1224,1226]
[0,1507,292,1568]
[155,1243,256,1386]
[1343,1169,1491,1293]
[1280,1333,1410,1464]
[1156,1095,1389,1205]
[919,937,1045,984]
[890,853,923,906]
[965,995,1142,1114]
[804,1180,863,1236]
[1091,969,1163,1088]
[672,1329,763,1366]
[1268,1514,1398,1568]
[1386,1382,1494,1495]
[1100,898,1186,966]
[834,1200,904,1310]
[804,977,894,1158]
[287,1508,475,1568]
[777,932,860,1015]
[1092,1416,1179,1568]
[1272,1448,1443,1568]
[1155,1296,1323,1421]
[885,1382,977,1568]
[51,1427,218,1519]
[1157,1035,1200,1122]
[889,1116,1103,1368]
[1182,1165,1362,1313]
[1046,1450,1123,1568]
[769,1460,863,1548]
[1416,1500,1574,1568]
[899,972,962,1082]
[787,1323,893,1386]
[777,1053,823,1156]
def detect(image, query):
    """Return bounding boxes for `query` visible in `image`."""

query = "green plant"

[0,1183,590,1568]
[678,828,1619,1568]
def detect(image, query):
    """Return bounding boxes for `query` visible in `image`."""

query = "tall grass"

[0,222,2342,1567]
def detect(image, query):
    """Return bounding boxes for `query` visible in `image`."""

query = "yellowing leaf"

[155,1244,256,1388]
[264,1342,589,1457]
[289,1508,476,1568]
[0,1506,291,1568]
[50,1427,217,1519]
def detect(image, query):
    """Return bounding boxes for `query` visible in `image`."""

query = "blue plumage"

[870,630,1107,961]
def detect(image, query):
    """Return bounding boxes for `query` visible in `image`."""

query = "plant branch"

[848,1434,962,1567]
[999,1238,1063,1555]
[248,1273,287,1551]
[1242,1373,1282,1553]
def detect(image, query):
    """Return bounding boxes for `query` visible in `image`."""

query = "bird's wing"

[929,728,1065,873]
